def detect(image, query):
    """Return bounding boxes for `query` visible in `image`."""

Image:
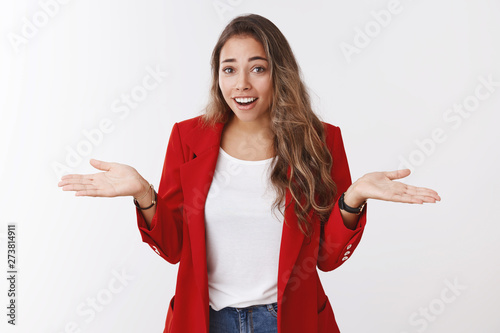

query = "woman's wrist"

[343,181,366,208]
[133,177,151,199]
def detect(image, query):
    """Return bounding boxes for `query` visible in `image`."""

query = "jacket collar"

[184,117,225,157]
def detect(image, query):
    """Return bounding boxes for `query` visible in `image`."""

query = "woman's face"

[218,35,273,126]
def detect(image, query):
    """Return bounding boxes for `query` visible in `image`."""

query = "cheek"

[258,82,273,99]
[256,76,272,94]
[218,79,231,97]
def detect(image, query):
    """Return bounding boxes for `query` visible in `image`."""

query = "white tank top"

[204,147,284,311]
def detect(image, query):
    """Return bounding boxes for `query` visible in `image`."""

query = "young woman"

[58,14,440,333]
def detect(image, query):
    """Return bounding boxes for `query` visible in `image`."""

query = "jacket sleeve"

[317,125,367,272]
[135,122,184,265]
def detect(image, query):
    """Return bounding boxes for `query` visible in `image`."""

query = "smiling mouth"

[234,97,258,105]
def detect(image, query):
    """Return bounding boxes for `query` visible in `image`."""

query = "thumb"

[89,158,112,171]
[385,168,411,180]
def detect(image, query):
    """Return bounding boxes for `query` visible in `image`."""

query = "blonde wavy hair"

[200,14,337,240]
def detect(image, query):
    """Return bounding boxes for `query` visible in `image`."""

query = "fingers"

[60,183,96,192]
[383,172,441,203]
[385,169,411,180]
[382,180,440,204]
[75,189,101,197]
[390,193,428,204]
[58,174,95,187]
[58,180,105,197]
[402,184,441,201]
[58,174,99,197]
[90,159,112,171]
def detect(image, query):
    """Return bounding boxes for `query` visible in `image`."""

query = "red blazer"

[135,115,368,333]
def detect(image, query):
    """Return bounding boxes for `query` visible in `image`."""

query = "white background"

[1,0,499,332]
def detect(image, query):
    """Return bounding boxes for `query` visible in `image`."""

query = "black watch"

[339,192,366,215]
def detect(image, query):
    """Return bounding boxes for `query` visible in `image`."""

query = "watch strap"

[339,192,366,215]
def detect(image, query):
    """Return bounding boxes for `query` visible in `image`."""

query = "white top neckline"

[219,147,275,165]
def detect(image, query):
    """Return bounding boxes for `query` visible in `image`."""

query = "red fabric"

[136,115,368,333]
[165,295,174,332]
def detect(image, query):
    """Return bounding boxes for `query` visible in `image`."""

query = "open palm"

[57,159,144,198]
[355,169,440,204]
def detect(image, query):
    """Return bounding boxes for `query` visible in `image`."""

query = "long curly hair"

[200,14,337,240]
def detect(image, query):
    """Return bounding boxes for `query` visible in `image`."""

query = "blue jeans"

[209,302,279,333]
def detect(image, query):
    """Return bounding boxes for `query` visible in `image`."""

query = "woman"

[58,14,440,333]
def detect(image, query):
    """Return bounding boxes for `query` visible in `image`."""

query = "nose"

[235,71,250,91]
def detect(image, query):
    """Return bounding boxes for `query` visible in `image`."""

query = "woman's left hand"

[345,169,441,205]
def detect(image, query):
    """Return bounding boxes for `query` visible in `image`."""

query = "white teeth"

[235,97,257,103]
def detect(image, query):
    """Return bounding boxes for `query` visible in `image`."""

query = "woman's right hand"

[57,158,148,198]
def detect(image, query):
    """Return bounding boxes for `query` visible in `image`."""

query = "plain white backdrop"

[1,0,499,332]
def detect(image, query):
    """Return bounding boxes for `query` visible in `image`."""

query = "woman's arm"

[58,122,186,264]
[316,125,368,272]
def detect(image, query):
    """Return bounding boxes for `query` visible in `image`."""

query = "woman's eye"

[222,66,265,74]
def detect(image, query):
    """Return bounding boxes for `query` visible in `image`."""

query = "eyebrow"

[221,56,268,64]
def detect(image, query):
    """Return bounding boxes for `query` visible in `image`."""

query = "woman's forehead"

[220,35,266,61]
